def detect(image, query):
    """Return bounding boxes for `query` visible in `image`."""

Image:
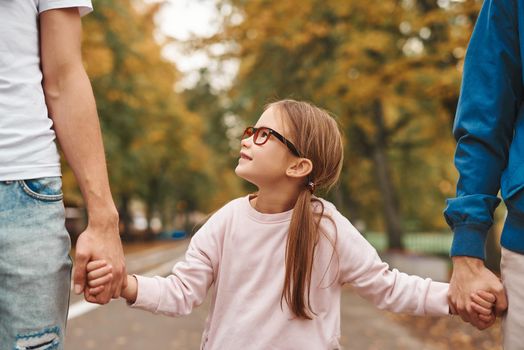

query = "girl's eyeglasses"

[242,126,301,157]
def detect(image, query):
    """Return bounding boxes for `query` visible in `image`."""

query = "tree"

[195,0,481,249]
[64,0,222,236]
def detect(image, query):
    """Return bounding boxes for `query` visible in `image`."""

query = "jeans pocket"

[18,177,63,202]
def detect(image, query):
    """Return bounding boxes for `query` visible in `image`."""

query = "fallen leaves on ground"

[388,313,502,350]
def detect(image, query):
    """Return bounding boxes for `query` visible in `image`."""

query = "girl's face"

[235,106,298,189]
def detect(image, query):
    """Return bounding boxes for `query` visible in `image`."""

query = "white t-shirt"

[0,0,93,181]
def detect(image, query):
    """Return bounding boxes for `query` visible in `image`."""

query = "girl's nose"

[241,136,252,148]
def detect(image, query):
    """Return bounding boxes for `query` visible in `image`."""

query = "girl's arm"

[86,207,225,315]
[130,233,218,317]
[338,225,496,322]
[336,218,449,316]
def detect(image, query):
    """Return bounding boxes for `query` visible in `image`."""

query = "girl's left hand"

[470,290,497,329]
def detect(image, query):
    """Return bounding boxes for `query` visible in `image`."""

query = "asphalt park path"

[65,241,438,350]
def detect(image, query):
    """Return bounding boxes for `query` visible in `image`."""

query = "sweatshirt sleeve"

[444,0,522,259]
[130,210,225,317]
[337,217,449,316]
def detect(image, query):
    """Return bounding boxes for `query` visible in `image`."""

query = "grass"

[365,232,453,255]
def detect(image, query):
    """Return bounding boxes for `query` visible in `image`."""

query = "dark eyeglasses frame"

[242,126,301,157]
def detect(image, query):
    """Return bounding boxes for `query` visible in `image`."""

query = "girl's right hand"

[86,259,113,297]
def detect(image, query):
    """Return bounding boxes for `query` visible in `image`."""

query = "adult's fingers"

[93,287,112,304]
[112,272,128,299]
[111,264,127,299]
[84,289,98,304]
[113,276,127,299]
[449,302,458,315]
[453,300,472,324]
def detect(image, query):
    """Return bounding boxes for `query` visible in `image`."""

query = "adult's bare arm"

[39,8,126,303]
[448,256,507,329]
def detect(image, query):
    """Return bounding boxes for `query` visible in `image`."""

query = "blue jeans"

[0,177,72,350]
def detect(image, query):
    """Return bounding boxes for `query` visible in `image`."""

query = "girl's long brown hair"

[269,100,344,320]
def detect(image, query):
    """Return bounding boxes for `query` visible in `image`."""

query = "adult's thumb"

[495,290,508,317]
[73,250,89,295]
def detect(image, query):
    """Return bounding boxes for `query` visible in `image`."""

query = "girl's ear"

[286,158,313,178]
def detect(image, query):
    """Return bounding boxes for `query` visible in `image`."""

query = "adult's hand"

[448,256,507,330]
[73,212,127,304]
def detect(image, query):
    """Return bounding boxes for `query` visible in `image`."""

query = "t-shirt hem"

[0,165,61,181]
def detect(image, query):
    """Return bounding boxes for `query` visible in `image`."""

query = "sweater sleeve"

[444,0,522,259]
[130,210,225,317]
[337,218,449,316]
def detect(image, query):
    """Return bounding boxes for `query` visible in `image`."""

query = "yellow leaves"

[146,129,165,145]
[105,89,123,102]
[82,19,114,77]
[82,46,114,77]
[347,30,394,58]
[181,127,208,170]
[68,0,233,216]
[388,313,502,350]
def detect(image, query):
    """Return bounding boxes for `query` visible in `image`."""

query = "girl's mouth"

[240,152,252,160]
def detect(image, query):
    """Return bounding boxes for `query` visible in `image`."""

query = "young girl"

[86,100,496,349]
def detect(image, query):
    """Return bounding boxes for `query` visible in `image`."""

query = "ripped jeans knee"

[14,326,61,350]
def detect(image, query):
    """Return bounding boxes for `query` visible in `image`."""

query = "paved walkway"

[340,287,438,349]
[66,241,440,349]
[66,241,454,350]
[67,286,438,349]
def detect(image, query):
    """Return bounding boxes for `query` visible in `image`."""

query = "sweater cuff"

[129,275,161,312]
[424,281,450,316]
[450,225,488,260]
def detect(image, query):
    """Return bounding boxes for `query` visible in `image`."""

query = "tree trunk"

[372,99,404,250]
[119,194,132,237]
[145,202,154,238]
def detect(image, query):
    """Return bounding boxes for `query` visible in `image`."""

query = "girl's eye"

[260,130,269,138]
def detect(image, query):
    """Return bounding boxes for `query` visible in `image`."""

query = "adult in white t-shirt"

[0,1,126,348]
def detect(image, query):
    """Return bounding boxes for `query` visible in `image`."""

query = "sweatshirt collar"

[243,194,294,223]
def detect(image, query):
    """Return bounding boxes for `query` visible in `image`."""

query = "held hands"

[448,256,508,330]
[86,260,138,304]
[73,213,127,304]
[453,290,497,328]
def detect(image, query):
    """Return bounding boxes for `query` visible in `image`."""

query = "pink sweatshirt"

[132,196,449,349]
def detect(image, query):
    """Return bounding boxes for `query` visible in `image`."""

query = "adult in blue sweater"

[445,0,523,345]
